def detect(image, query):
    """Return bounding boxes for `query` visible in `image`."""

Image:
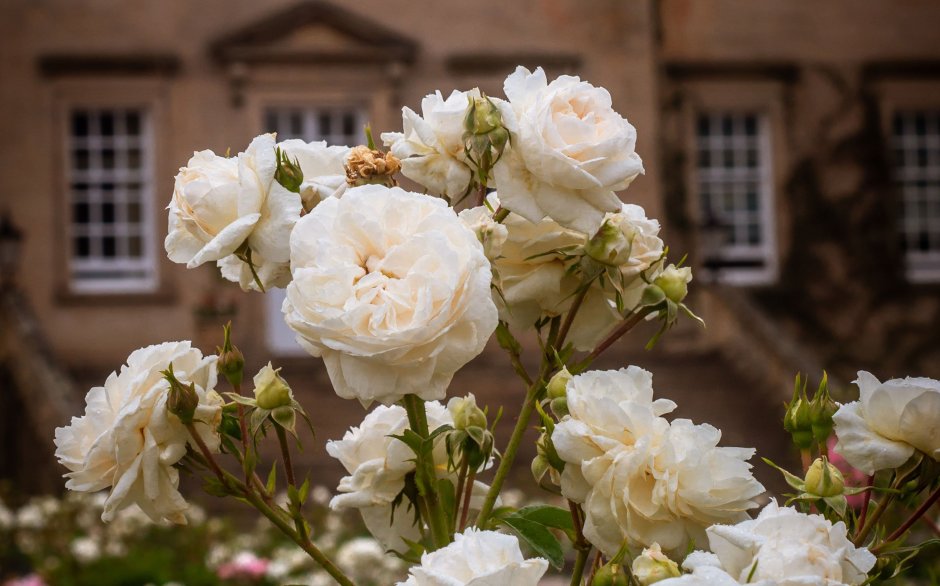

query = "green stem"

[876,483,940,551]
[570,547,590,586]
[276,424,309,541]
[185,424,353,586]
[854,491,897,546]
[475,371,547,526]
[403,394,451,549]
[555,284,591,352]
[578,309,651,370]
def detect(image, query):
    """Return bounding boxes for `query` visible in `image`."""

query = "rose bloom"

[165,133,302,291]
[552,368,764,555]
[382,89,483,199]
[283,184,497,405]
[833,371,940,475]
[396,528,548,586]
[494,201,663,351]
[493,66,644,234]
[659,501,876,586]
[54,342,222,524]
[326,402,451,552]
[277,138,350,212]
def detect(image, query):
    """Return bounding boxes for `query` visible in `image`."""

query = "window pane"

[892,110,940,278]
[67,107,155,291]
[695,112,771,273]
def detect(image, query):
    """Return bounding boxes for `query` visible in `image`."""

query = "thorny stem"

[578,308,653,369]
[876,484,940,551]
[403,394,452,549]
[856,474,876,533]
[568,500,592,586]
[453,456,469,527]
[233,382,252,486]
[854,487,898,546]
[275,424,308,542]
[185,423,353,586]
[555,284,590,352]
[459,467,477,532]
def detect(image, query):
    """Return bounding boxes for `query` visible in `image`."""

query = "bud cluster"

[784,373,837,450]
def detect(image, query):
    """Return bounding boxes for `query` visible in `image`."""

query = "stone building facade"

[1,0,939,490]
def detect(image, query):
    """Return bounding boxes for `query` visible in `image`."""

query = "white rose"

[283,184,498,406]
[552,368,764,555]
[165,134,302,290]
[494,202,663,351]
[326,402,490,552]
[326,403,446,553]
[382,89,480,199]
[458,198,509,260]
[396,528,548,586]
[833,371,940,474]
[54,341,222,524]
[705,500,876,586]
[493,67,644,233]
[277,138,350,211]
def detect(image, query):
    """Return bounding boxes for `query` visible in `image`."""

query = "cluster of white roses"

[51,64,940,586]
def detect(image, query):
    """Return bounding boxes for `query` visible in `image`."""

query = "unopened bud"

[217,322,245,387]
[804,457,845,497]
[592,562,630,586]
[448,394,487,430]
[809,373,837,444]
[631,544,681,585]
[531,454,551,484]
[550,397,569,418]
[274,147,304,193]
[653,265,692,303]
[163,364,199,424]
[784,376,815,450]
[253,362,293,410]
[585,215,633,266]
[465,96,503,136]
[344,145,401,187]
[546,367,573,400]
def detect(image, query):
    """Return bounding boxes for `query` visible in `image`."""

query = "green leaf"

[823,495,848,518]
[299,477,310,505]
[499,516,565,569]
[202,477,229,498]
[511,505,575,532]
[762,457,807,492]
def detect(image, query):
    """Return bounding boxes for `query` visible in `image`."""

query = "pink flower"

[4,575,48,586]
[828,437,870,509]
[216,551,269,580]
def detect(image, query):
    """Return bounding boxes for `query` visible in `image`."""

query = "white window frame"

[694,111,777,284]
[66,107,158,294]
[891,110,940,282]
[259,102,369,356]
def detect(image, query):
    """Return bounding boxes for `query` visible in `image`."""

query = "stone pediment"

[210,1,418,65]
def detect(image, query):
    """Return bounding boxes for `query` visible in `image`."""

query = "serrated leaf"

[823,495,847,517]
[511,505,575,532]
[499,516,564,569]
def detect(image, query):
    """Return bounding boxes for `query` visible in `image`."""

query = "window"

[262,105,367,355]
[892,110,940,281]
[67,108,157,293]
[264,107,366,144]
[695,112,776,283]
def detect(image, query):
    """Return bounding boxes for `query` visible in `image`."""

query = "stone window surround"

[47,77,175,305]
[677,79,788,286]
